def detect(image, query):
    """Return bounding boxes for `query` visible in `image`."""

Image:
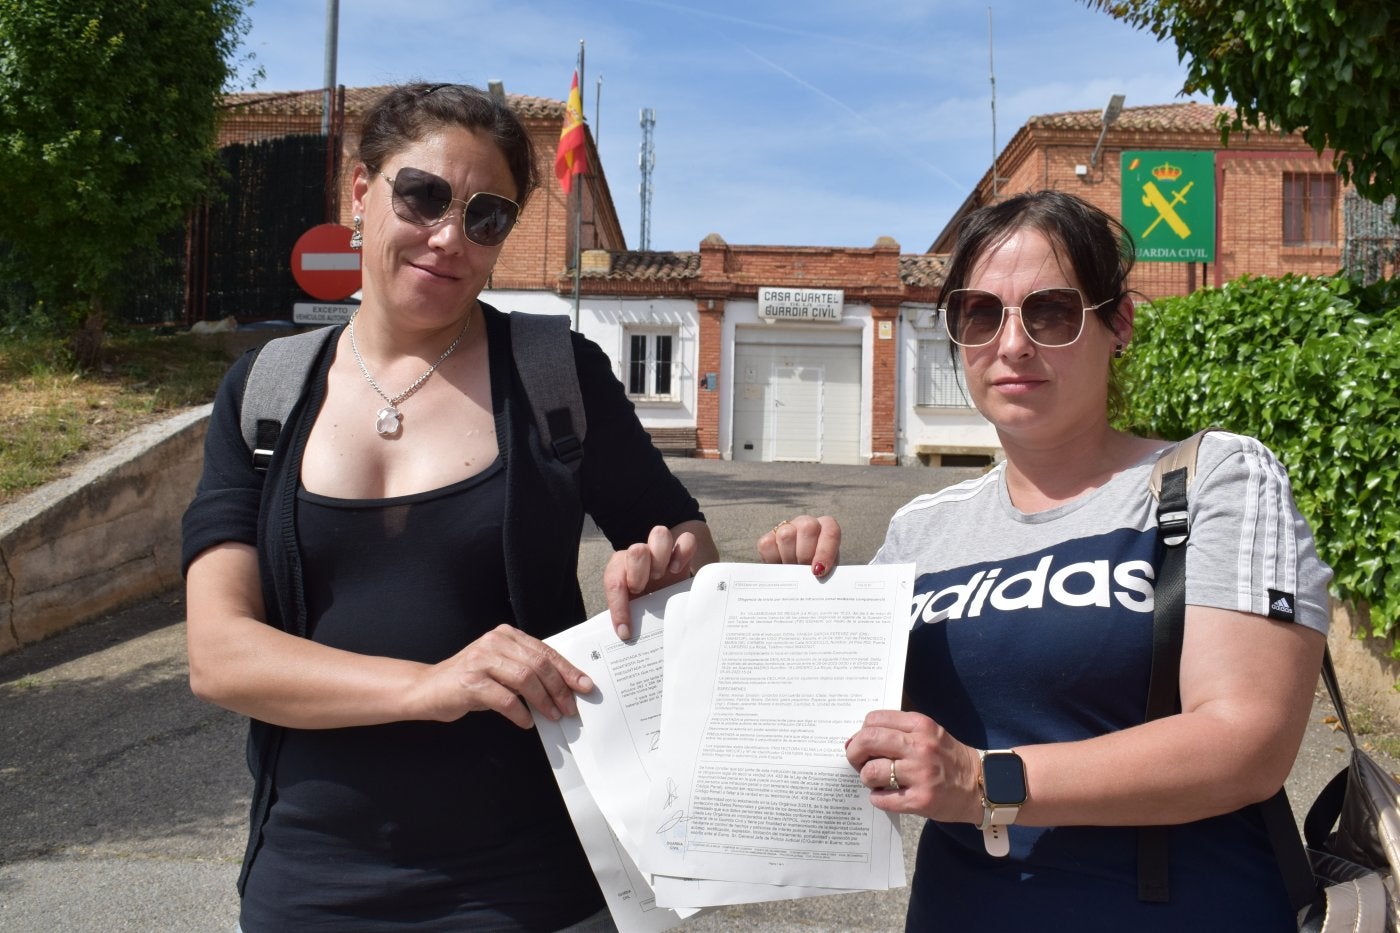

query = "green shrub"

[1121,274,1400,645]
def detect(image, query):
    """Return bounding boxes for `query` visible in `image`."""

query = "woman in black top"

[183,83,716,932]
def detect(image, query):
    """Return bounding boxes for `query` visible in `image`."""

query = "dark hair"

[939,190,1135,326]
[356,83,540,211]
[939,190,1137,416]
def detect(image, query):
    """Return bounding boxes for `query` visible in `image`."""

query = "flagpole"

[572,40,585,332]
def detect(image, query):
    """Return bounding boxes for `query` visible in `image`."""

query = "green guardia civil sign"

[1121,151,1216,262]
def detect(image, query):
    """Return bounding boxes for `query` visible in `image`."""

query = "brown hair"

[356,83,540,210]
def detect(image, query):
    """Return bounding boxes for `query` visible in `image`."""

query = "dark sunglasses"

[378,167,520,247]
[941,287,1116,349]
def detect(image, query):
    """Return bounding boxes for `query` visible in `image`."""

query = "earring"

[350,215,363,250]
[1114,344,1125,360]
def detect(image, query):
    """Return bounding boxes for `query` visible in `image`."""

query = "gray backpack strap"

[509,312,586,472]
[240,327,339,473]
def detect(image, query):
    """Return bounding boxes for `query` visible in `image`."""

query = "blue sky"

[236,0,1210,254]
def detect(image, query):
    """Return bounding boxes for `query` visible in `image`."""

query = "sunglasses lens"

[1020,289,1085,347]
[390,168,452,225]
[463,193,519,246]
[947,290,1005,346]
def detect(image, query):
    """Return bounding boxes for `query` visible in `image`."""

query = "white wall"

[722,299,873,462]
[897,305,1000,463]
[483,289,699,428]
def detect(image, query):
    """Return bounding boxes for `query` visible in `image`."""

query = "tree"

[0,0,256,365]
[1086,1,1399,223]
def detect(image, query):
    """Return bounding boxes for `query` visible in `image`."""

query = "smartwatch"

[978,749,1028,857]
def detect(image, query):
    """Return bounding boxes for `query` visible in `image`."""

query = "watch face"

[983,752,1028,805]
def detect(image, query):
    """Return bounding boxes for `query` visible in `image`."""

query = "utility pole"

[571,40,585,330]
[989,7,999,199]
[322,0,338,137]
[639,108,656,251]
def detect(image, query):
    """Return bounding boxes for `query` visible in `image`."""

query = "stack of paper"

[533,562,914,932]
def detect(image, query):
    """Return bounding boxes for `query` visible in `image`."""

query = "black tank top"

[239,460,603,931]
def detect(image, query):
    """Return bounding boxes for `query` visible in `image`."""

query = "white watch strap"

[983,822,1011,857]
[978,748,1022,857]
[978,804,1020,830]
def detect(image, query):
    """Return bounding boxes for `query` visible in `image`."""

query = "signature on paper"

[656,779,687,833]
[656,810,688,834]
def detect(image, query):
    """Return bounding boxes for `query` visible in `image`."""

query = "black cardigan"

[182,302,703,893]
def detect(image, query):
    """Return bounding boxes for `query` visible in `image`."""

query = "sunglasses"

[378,167,520,247]
[941,287,1116,349]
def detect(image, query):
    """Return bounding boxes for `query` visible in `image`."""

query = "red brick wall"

[694,300,725,459]
[221,106,613,294]
[996,142,1345,301]
[869,301,900,465]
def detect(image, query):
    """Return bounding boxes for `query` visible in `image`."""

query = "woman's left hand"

[845,709,982,824]
[756,514,841,577]
[604,521,718,640]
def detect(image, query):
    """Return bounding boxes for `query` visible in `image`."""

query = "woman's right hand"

[845,709,982,825]
[417,624,594,729]
[756,514,841,577]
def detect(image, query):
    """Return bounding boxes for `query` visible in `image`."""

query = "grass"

[0,326,232,506]
[1326,702,1400,761]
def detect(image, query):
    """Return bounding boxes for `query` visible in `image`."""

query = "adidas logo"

[911,556,1157,625]
[1268,589,1296,620]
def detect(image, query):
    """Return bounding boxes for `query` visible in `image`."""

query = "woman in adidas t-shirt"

[763,190,1331,930]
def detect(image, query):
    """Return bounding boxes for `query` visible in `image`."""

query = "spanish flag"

[554,70,587,194]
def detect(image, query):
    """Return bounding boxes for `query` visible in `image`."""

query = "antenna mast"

[639,107,656,250]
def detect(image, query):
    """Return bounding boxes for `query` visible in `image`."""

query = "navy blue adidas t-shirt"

[872,434,1332,931]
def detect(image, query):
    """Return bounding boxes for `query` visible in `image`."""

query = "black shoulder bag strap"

[1138,429,1317,915]
[1137,444,1193,902]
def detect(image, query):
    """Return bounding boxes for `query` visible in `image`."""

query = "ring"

[888,759,899,790]
[772,519,791,535]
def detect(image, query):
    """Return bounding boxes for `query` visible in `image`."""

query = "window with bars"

[625,329,677,400]
[916,337,972,407]
[1283,172,1338,246]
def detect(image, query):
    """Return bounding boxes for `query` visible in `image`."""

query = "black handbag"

[1140,429,1400,932]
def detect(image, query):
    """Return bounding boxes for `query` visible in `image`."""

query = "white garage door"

[732,336,862,464]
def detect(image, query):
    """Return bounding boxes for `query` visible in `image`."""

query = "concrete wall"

[4,403,1400,733]
[0,405,211,656]
[1329,601,1400,728]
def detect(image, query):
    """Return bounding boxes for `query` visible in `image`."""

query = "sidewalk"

[0,458,1386,931]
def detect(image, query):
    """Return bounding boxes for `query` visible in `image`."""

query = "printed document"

[536,562,912,926]
[641,562,911,891]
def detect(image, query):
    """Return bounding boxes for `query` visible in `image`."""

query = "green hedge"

[1121,274,1400,644]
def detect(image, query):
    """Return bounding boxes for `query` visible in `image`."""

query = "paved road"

[0,459,1376,932]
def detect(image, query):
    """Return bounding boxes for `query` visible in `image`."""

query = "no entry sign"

[291,223,362,301]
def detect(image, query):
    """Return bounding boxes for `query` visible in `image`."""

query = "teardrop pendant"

[375,406,402,436]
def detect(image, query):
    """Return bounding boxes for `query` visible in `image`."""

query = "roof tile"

[581,251,701,281]
[898,254,947,289]
[222,86,565,120]
[1029,101,1233,134]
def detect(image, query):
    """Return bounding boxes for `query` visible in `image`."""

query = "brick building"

[220,90,1348,466]
[931,102,1346,300]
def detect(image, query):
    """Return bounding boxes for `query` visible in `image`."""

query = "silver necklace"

[347,308,473,436]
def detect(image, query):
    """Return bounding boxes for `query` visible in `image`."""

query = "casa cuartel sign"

[1120,151,1216,263]
[757,287,844,323]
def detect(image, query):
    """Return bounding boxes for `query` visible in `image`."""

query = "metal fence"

[1343,192,1400,285]
[122,88,344,326]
